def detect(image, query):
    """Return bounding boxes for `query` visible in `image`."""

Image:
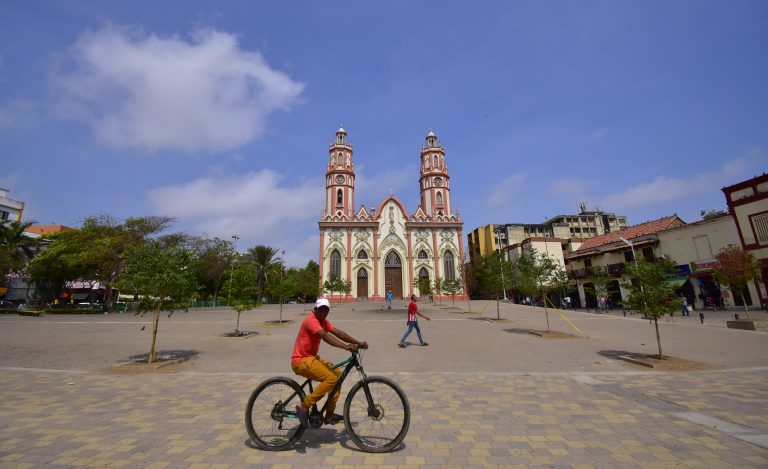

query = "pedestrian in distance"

[399,294,430,348]
[680,297,689,316]
[386,290,393,310]
[564,295,571,310]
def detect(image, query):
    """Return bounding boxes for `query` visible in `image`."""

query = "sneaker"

[420,342,429,346]
[398,343,405,348]
[324,413,344,425]
[295,405,309,428]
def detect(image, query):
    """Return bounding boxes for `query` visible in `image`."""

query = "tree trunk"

[654,318,663,358]
[235,311,241,332]
[104,281,114,312]
[740,292,751,320]
[495,288,500,320]
[149,309,160,363]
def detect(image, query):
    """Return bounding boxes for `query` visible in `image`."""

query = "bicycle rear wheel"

[245,377,306,451]
[343,376,410,453]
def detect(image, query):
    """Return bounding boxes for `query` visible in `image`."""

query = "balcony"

[570,268,588,280]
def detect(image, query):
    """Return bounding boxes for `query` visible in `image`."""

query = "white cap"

[315,298,331,310]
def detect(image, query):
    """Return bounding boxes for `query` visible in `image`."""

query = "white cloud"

[548,177,592,199]
[592,126,612,140]
[486,173,528,208]
[0,99,39,127]
[51,25,304,153]
[598,150,766,210]
[146,170,322,266]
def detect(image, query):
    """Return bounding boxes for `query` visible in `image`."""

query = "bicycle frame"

[286,351,375,421]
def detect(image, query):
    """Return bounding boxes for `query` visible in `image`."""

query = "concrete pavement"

[1,301,767,468]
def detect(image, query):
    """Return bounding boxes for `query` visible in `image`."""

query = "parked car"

[0,300,16,308]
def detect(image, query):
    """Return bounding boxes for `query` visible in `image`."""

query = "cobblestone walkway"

[2,368,768,468]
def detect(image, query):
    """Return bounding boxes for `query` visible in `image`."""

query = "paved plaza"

[1,301,767,468]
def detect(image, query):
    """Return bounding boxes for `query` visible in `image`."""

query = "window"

[330,250,341,279]
[337,189,343,205]
[385,251,401,267]
[338,135,342,144]
[357,250,368,260]
[338,152,343,165]
[433,155,438,167]
[693,235,713,260]
[425,156,430,168]
[753,214,768,245]
[444,251,455,281]
[624,250,635,262]
[642,247,654,261]
[436,192,443,207]
[418,250,428,260]
[584,259,592,268]
[357,268,367,278]
[419,268,429,280]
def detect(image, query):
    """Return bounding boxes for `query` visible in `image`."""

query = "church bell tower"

[419,129,452,218]
[324,125,355,219]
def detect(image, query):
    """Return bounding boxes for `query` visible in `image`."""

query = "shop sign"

[691,259,719,272]
[673,264,691,276]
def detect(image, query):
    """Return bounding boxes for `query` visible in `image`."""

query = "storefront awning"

[665,276,689,288]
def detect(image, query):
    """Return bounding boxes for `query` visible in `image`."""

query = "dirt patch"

[617,354,714,371]
[263,320,294,326]
[218,331,258,338]
[528,330,582,339]
[93,350,200,374]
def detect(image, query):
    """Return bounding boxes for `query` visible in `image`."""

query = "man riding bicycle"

[291,298,368,427]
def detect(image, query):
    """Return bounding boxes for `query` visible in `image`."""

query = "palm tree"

[245,245,280,301]
[0,220,38,287]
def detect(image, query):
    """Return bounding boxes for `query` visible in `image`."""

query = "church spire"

[324,124,355,219]
[419,129,451,218]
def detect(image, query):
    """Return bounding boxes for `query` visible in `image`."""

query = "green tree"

[117,240,199,363]
[475,252,512,319]
[442,279,462,307]
[0,220,38,288]
[296,260,320,303]
[225,261,260,334]
[418,276,432,300]
[547,264,571,308]
[432,277,444,304]
[29,215,173,312]
[192,236,235,305]
[246,245,281,302]
[623,258,678,358]
[585,266,612,310]
[323,275,345,302]
[517,249,561,331]
[713,245,760,319]
[267,260,296,323]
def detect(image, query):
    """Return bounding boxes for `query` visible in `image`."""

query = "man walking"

[386,290,393,309]
[399,294,430,348]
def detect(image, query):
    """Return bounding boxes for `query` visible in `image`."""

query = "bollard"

[623,310,626,317]
[699,312,704,324]
[735,313,739,320]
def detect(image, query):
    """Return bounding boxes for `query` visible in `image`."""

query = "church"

[318,125,466,302]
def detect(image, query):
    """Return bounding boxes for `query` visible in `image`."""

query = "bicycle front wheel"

[245,377,306,451]
[343,376,410,452]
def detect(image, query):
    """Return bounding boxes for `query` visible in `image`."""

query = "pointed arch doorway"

[357,268,368,299]
[384,251,403,299]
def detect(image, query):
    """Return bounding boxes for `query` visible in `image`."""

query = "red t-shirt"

[291,313,335,365]
[408,301,418,322]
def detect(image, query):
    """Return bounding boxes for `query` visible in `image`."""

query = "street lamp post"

[227,235,239,309]
[277,249,286,323]
[495,226,508,301]
[619,236,644,302]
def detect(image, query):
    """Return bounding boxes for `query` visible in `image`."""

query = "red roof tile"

[573,215,685,252]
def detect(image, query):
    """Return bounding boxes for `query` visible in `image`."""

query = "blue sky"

[2,1,767,266]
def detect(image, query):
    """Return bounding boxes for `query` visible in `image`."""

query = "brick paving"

[1,301,767,468]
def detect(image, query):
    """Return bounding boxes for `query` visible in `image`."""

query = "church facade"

[318,126,466,302]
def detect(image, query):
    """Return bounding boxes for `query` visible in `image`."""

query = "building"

[467,207,627,263]
[318,126,465,302]
[568,215,685,308]
[722,173,768,308]
[656,214,759,311]
[0,188,24,223]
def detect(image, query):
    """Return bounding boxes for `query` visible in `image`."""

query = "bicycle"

[245,349,410,453]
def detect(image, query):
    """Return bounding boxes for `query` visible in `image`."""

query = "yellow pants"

[291,356,342,414]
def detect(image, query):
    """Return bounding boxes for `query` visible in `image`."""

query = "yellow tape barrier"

[545,297,589,338]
